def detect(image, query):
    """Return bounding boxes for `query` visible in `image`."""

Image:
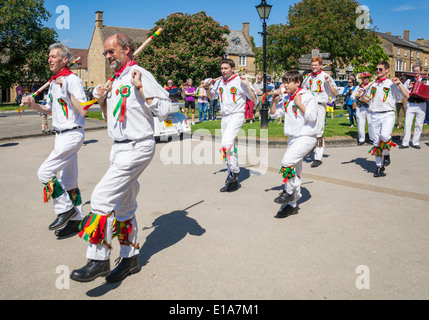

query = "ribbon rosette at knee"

[230,87,237,103]
[67,188,82,207]
[57,98,69,118]
[220,146,237,163]
[114,85,131,122]
[43,177,65,203]
[368,146,382,157]
[279,166,296,183]
[379,140,396,151]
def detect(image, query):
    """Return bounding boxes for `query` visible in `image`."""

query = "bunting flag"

[43,177,65,203]
[382,87,390,102]
[113,85,131,122]
[220,146,237,163]
[230,87,237,103]
[279,166,296,184]
[57,98,69,118]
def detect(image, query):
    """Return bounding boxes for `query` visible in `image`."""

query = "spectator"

[208,88,219,121]
[244,97,254,124]
[165,79,183,112]
[266,76,275,122]
[395,75,408,129]
[198,81,208,122]
[343,79,357,127]
[16,84,23,105]
[184,78,196,125]
[253,75,264,121]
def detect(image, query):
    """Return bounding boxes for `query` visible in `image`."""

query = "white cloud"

[392,3,429,11]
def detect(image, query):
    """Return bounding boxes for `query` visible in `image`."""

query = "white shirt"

[271,89,318,138]
[366,78,403,112]
[302,71,337,106]
[210,75,257,115]
[105,65,171,141]
[46,74,86,131]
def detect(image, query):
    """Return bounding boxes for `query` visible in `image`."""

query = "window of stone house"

[417,52,420,59]
[239,55,247,66]
[396,59,402,71]
[397,47,400,55]
[411,50,413,57]
[232,38,241,45]
[404,48,407,57]
[425,58,428,66]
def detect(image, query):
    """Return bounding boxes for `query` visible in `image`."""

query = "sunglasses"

[376,68,384,71]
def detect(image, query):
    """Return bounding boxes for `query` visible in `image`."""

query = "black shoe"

[274,191,294,204]
[70,259,110,283]
[399,145,409,149]
[373,166,385,178]
[357,141,365,146]
[106,256,140,283]
[54,220,80,237]
[383,154,390,167]
[412,145,421,149]
[275,205,299,218]
[49,207,77,230]
[220,180,239,192]
[311,160,322,168]
[225,171,239,184]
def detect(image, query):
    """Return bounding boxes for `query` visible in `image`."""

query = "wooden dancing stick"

[81,27,164,110]
[17,56,82,115]
[200,68,246,88]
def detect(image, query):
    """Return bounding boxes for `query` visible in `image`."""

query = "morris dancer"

[270,71,318,218]
[204,59,257,192]
[353,72,373,145]
[22,43,87,237]
[302,57,337,168]
[400,64,427,149]
[70,33,171,283]
[361,61,409,177]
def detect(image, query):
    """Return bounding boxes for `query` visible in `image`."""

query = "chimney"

[385,31,391,35]
[403,30,410,41]
[417,38,425,46]
[242,22,252,46]
[95,11,103,29]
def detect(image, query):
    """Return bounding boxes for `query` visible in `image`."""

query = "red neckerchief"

[288,87,303,103]
[223,74,238,85]
[415,75,422,82]
[311,70,322,77]
[376,77,387,84]
[111,60,138,81]
[50,67,73,82]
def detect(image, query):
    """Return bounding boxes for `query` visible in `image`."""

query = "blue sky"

[43,0,429,49]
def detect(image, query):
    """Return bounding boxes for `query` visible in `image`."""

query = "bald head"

[103,34,134,71]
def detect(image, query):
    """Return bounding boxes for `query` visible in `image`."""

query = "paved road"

[1,109,429,301]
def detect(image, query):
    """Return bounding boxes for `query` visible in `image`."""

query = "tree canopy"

[0,0,58,88]
[254,0,382,77]
[135,12,230,87]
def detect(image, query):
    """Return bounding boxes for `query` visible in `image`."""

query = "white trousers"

[37,129,84,218]
[356,106,373,143]
[402,102,426,147]
[86,138,155,261]
[221,112,244,174]
[314,104,326,161]
[281,135,317,207]
[370,112,395,168]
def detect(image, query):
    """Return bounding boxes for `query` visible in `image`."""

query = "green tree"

[350,39,390,75]
[255,0,380,77]
[0,0,58,88]
[135,12,230,86]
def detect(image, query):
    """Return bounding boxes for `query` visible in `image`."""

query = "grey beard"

[110,58,122,70]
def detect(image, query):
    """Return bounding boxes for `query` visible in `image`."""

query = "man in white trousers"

[70,33,171,283]
[353,72,373,145]
[400,64,427,149]
[22,43,87,237]
[361,61,409,177]
[302,57,337,168]
[270,71,318,218]
[204,59,257,192]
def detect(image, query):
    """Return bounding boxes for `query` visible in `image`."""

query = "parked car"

[334,80,348,96]
[85,87,95,101]
[154,87,191,142]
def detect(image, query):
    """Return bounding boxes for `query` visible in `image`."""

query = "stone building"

[87,11,150,88]
[223,22,256,78]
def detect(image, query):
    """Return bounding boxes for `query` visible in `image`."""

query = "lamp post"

[256,0,272,128]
